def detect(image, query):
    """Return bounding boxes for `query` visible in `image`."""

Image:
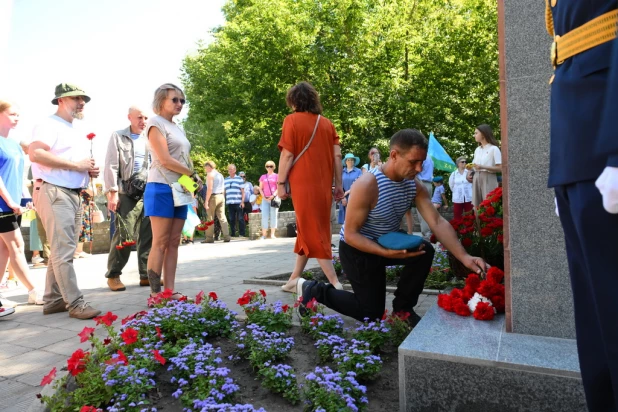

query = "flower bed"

[39,290,408,411]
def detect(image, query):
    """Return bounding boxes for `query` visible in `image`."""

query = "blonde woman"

[0,100,43,314]
[143,84,202,300]
[469,124,502,207]
[258,160,279,239]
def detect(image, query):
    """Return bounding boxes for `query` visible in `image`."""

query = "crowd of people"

[0,80,496,329]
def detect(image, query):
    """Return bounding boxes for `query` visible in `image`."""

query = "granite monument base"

[399,305,587,412]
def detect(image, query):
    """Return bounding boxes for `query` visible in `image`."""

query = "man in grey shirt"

[204,161,230,243]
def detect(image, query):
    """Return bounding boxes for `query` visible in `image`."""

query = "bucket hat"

[342,153,360,167]
[51,83,91,105]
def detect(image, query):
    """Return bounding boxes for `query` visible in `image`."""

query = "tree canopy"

[182,0,499,184]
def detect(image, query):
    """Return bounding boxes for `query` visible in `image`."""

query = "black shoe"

[406,310,422,328]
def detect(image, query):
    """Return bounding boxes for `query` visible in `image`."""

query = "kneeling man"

[298,129,487,326]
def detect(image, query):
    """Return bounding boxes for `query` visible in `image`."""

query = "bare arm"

[147,127,193,176]
[333,145,343,200]
[416,180,487,274]
[29,141,93,171]
[0,176,21,213]
[277,149,294,199]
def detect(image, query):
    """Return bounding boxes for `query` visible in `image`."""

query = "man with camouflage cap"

[29,83,102,320]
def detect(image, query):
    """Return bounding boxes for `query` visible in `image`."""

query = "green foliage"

[182,0,500,195]
[257,362,301,405]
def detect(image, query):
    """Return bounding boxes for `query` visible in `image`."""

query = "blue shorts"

[144,183,188,220]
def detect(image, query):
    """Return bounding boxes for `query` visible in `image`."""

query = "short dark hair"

[286,82,323,114]
[476,124,500,147]
[390,129,428,152]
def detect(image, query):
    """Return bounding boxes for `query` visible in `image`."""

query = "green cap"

[51,83,91,105]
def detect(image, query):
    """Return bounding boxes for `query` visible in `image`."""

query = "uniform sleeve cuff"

[608,155,618,168]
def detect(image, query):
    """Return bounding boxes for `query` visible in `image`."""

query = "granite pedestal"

[399,306,586,412]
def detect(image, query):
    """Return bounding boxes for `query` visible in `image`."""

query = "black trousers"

[227,203,245,236]
[555,181,618,412]
[309,239,434,322]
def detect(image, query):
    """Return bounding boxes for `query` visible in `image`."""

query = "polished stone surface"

[399,305,586,411]
[501,0,575,338]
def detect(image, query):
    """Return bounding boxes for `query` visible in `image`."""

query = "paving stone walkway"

[0,235,436,412]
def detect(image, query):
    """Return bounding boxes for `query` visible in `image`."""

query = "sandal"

[281,278,299,293]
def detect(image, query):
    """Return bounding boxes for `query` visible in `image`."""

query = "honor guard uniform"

[546,1,618,411]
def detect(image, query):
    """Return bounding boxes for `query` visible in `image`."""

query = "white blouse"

[449,169,473,203]
[472,144,502,172]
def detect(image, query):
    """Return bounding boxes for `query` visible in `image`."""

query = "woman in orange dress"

[277,82,344,291]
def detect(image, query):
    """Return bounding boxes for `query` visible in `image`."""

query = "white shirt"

[472,144,502,173]
[31,115,89,189]
[449,169,473,203]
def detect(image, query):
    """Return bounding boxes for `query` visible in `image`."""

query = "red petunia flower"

[306,297,318,312]
[121,314,136,325]
[462,238,473,248]
[94,312,118,327]
[86,133,96,140]
[161,289,174,299]
[80,406,101,412]
[195,290,205,304]
[105,350,128,366]
[281,304,289,313]
[237,296,250,306]
[178,295,187,302]
[78,326,95,343]
[147,294,162,307]
[293,295,303,308]
[473,302,495,320]
[155,326,164,340]
[120,328,138,346]
[259,289,266,298]
[381,309,388,320]
[67,349,88,376]
[40,367,57,386]
[153,349,166,365]
[103,337,112,346]
[208,292,218,301]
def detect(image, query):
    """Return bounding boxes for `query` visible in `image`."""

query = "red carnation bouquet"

[437,266,505,321]
[196,220,215,232]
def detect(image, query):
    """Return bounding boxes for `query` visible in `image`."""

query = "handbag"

[155,158,194,207]
[282,115,321,196]
[123,167,148,200]
[267,179,281,208]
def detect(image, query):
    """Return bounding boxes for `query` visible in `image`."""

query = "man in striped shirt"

[297,129,487,327]
[224,164,245,237]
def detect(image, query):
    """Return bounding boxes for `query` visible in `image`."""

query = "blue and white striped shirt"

[224,175,244,204]
[340,168,416,242]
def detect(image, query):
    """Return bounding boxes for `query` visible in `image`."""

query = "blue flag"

[428,132,456,172]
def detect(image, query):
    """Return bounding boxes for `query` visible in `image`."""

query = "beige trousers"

[37,183,84,310]
[206,194,230,241]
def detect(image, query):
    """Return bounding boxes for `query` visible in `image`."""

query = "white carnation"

[467,292,493,313]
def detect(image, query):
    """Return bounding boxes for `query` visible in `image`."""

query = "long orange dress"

[278,112,340,259]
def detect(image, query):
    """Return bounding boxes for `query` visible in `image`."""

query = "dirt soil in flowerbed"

[149,325,399,411]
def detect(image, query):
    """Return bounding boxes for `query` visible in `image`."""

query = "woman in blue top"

[338,153,362,224]
[0,100,43,314]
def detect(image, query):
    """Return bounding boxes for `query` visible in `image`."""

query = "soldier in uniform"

[547,1,618,410]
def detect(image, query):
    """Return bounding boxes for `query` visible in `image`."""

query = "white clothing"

[31,115,89,189]
[472,144,502,173]
[146,116,191,185]
[449,169,473,203]
[596,166,618,214]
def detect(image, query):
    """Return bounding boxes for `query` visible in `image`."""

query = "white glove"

[595,166,618,214]
[554,197,559,217]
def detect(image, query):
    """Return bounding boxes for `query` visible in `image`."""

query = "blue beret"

[432,176,443,182]
[378,232,423,250]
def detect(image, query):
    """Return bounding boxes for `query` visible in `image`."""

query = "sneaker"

[69,301,101,320]
[107,278,126,292]
[259,236,265,240]
[407,310,422,328]
[271,235,277,239]
[31,256,44,265]
[0,293,18,308]
[28,289,44,305]
[0,307,15,318]
[43,299,69,315]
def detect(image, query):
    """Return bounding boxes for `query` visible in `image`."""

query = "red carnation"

[195,290,205,304]
[121,328,138,346]
[67,349,88,376]
[465,274,481,291]
[453,299,471,316]
[462,285,475,301]
[480,227,494,237]
[449,288,463,299]
[473,302,495,320]
[94,311,118,327]
[78,326,95,343]
[478,281,500,298]
[437,294,454,312]
[208,292,218,301]
[86,133,96,140]
[115,245,123,250]
[487,267,504,284]
[40,367,57,386]
[153,349,166,365]
[491,295,506,313]
[462,238,473,248]
[485,206,496,216]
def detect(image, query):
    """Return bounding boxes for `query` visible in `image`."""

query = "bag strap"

[292,115,320,168]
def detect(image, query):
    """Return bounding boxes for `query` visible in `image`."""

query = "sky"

[0,0,226,170]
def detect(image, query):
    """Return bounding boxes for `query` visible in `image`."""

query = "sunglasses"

[266,165,274,168]
[170,97,186,105]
